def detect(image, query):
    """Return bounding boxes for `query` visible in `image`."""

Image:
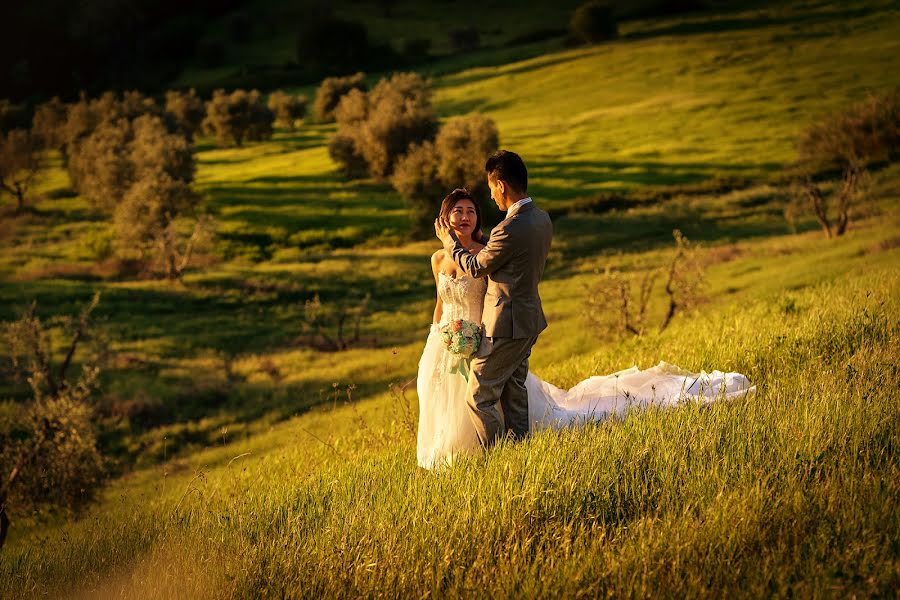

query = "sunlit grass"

[1,1,899,595]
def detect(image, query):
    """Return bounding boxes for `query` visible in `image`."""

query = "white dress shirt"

[506,196,533,216]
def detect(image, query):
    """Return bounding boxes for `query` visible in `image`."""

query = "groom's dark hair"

[485,150,527,194]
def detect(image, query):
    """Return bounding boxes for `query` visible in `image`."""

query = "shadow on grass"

[546,199,813,275]
[530,159,782,201]
[0,251,433,356]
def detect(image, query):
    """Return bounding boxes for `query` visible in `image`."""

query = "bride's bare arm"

[431,250,444,324]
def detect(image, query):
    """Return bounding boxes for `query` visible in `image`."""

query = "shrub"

[31,97,68,152]
[59,91,169,163]
[165,89,206,140]
[202,89,274,147]
[797,88,900,174]
[68,114,194,215]
[267,90,308,130]
[113,170,197,254]
[0,294,105,550]
[434,114,500,193]
[571,1,618,44]
[391,141,443,233]
[789,166,871,239]
[328,134,369,179]
[66,118,135,212]
[583,230,704,337]
[297,292,373,352]
[330,72,438,180]
[0,129,43,214]
[392,114,500,236]
[130,115,195,184]
[788,90,897,239]
[313,72,367,123]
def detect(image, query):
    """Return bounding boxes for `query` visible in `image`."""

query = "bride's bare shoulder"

[431,249,448,274]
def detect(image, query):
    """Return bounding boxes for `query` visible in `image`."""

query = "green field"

[1,0,899,596]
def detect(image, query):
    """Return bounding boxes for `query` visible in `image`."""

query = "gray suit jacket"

[445,201,553,339]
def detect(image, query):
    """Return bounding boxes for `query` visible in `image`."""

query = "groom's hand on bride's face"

[434,218,453,245]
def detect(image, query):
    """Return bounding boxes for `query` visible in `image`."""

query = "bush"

[391,141,443,232]
[0,295,105,550]
[31,97,68,152]
[68,114,194,214]
[797,88,900,174]
[165,89,206,140]
[328,134,369,179]
[59,91,169,163]
[130,114,195,184]
[571,1,618,44]
[330,72,438,180]
[434,114,500,193]
[392,114,500,237]
[583,230,705,337]
[114,172,198,253]
[0,129,43,214]
[313,72,367,123]
[267,90,308,130]
[202,89,274,147]
[788,90,897,240]
[67,119,134,212]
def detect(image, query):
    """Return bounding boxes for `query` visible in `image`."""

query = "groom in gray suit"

[435,150,553,446]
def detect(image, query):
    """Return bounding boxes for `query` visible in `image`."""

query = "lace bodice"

[438,273,487,326]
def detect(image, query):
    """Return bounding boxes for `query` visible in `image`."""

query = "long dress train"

[416,273,754,469]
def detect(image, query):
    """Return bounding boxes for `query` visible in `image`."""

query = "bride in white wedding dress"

[416,190,754,469]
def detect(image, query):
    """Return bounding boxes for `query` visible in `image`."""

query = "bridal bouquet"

[440,319,481,381]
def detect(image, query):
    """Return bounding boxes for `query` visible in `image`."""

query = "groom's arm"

[444,226,514,279]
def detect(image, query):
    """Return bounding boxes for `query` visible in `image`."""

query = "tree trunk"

[0,496,8,551]
[15,186,25,214]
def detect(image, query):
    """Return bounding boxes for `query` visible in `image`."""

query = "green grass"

[1,0,899,595]
[3,217,898,597]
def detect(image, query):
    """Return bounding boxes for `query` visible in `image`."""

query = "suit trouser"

[466,335,538,447]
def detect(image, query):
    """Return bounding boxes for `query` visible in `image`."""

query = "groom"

[435,150,553,446]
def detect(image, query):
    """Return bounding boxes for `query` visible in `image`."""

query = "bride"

[416,188,754,469]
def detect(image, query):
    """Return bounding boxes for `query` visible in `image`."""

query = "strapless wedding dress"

[416,273,754,469]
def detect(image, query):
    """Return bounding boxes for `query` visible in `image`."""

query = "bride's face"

[448,199,478,237]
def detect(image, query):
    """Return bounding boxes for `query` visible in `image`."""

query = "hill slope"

[1,1,898,596]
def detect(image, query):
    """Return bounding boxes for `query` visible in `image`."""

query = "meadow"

[1,0,899,596]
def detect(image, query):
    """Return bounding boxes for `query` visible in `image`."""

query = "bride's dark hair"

[439,188,483,240]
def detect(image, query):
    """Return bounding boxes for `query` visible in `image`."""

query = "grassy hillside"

[1,0,898,596]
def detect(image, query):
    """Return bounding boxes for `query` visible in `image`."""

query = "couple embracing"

[417,150,754,469]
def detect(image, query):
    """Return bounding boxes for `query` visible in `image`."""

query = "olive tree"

[0,129,43,214]
[0,294,105,551]
[202,89,274,147]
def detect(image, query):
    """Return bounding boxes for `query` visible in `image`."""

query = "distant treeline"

[2,0,742,104]
[0,0,243,102]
